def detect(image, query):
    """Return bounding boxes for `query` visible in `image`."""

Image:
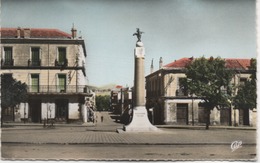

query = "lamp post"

[24,103,26,124]
[191,94,194,126]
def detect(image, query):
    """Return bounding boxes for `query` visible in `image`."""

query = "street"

[2,144,256,161]
[1,112,257,161]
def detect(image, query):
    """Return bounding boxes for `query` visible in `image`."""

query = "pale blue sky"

[1,0,256,87]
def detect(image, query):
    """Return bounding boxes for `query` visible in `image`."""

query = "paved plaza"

[1,125,257,145]
[1,112,257,161]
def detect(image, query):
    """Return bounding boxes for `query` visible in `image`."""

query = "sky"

[1,0,257,87]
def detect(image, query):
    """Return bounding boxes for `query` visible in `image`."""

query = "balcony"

[27,85,91,94]
[1,59,14,66]
[28,59,41,66]
[55,59,68,67]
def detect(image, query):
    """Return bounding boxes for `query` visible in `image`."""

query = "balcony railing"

[27,85,91,94]
[55,59,68,67]
[28,59,41,66]
[1,59,14,66]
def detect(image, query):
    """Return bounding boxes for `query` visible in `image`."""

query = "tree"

[233,58,256,111]
[1,75,27,125]
[183,57,234,129]
[95,95,110,111]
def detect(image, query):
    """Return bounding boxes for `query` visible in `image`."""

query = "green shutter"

[58,48,66,64]
[31,74,39,92]
[31,48,40,65]
[58,74,66,92]
[4,47,12,64]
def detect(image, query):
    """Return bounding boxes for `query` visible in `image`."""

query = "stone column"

[134,41,145,106]
[122,41,158,132]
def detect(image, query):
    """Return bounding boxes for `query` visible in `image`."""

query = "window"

[4,107,13,116]
[3,47,13,66]
[31,48,40,66]
[31,74,39,92]
[58,74,66,92]
[57,47,67,66]
[176,78,188,96]
[239,78,247,86]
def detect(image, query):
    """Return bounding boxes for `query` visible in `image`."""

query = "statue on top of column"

[133,28,144,42]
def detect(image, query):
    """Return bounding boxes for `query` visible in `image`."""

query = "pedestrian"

[101,115,104,122]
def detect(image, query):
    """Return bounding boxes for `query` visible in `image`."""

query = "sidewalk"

[1,127,256,145]
[2,122,256,130]
[156,124,257,130]
[1,125,257,146]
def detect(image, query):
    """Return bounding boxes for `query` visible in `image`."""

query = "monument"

[122,28,158,132]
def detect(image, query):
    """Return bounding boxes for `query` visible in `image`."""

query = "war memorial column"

[123,28,158,132]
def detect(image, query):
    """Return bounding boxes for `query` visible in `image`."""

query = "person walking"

[101,115,104,122]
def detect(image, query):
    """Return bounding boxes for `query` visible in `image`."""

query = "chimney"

[159,57,163,69]
[16,27,21,38]
[150,59,154,74]
[23,28,31,38]
[71,26,77,39]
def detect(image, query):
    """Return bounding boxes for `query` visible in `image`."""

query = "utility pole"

[192,94,194,126]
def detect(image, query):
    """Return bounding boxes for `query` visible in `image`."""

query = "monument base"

[122,106,159,132]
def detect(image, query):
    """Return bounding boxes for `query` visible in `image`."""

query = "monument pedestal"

[123,106,158,132]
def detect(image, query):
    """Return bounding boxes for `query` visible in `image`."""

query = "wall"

[41,102,55,120]
[1,43,86,87]
[164,73,186,97]
[18,102,29,119]
[250,109,257,127]
[164,100,176,124]
[163,98,227,125]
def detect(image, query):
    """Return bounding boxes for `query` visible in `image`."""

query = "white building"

[0,27,92,123]
[146,57,256,126]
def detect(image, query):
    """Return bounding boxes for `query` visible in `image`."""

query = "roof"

[115,85,123,89]
[164,57,193,68]
[0,27,72,39]
[225,58,251,70]
[163,57,251,70]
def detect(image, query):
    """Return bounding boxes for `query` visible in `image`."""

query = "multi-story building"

[146,57,256,126]
[0,27,92,123]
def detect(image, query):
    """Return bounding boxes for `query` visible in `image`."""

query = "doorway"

[239,108,249,126]
[220,107,231,126]
[29,99,42,123]
[198,106,207,123]
[55,99,69,122]
[177,103,188,125]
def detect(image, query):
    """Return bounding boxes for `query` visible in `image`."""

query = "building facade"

[146,57,256,126]
[0,27,92,123]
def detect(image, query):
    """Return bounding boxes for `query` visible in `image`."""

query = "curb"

[156,125,257,130]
